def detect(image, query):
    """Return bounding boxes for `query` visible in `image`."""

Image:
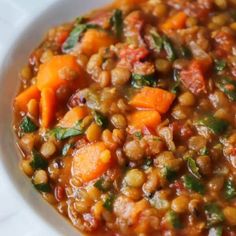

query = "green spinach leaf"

[183,175,205,194]
[131,73,156,88]
[205,203,224,227]
[197,115,228,135]
[20,116,38,133]
[110,9,123,38]
[30,150,48,170]
[224,179,236,200]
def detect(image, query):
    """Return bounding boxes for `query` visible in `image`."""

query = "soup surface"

[13,0,236,235]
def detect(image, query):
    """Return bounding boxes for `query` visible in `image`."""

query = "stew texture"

[13,0,236,235]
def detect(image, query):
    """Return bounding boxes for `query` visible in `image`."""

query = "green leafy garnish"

[150,31,163,53]
[197,115,228,135]
[214,59,226,72]
[131,73,156,88]
[162,167,177,182]
[180,46,192,59]
[167,210,182,229]
[205,203,224,227]
[50,121,84,140]
[208,226,223,236]
[134,131,142,140]
[62,23,99,52]
[93,111,108,128]
[33,183,51,193]
[19,116,38,133]
[162,36,177,61]
[183,175,205,194]
[94,177,111,192]
[110,9,123,38]
[30,150,48,170]
[187,157,201,179]
[199,146,209,155]
[170,81,180,94]
[62,143,73,156]
[223,179,236,200]
[103,194,115,211]
[142,158,153,170]
[216,77,236,101]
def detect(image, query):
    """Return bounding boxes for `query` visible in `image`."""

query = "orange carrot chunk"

[40,88,56,128]
[161,12,187,32]
[37,55,83,91]
[72,142,112,182]
[80,29,116,56]
[59,107,88,128]
[128,110,161,130]
[129,87,176,114]
[14,85,41,112]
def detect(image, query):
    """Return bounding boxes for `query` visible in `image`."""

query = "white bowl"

[0,0,111,235]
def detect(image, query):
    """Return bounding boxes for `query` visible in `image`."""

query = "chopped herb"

[162,167,177,182]
[170,81,180,94]
[103,194,115,211]
[51,126,84,140]
[30,150,48,170]
[167,210,182,229]
[134,131,142,140]
[62,23,99,52]
[197,115,228,135]
[150,31,163,53]
[214,59,226,72]
[208,226,223,236]
[199,146,209,155]
[216,77,236,101]
[33,183,51,193]
[180,46,192,59]
[223,179,236,200]
[183,175,205,194]
[187,157,201,179]
[93,111,108,128]
[142,158,153,170]
[19,116,38,133]
[162,36,177,61]
[94,177,110,192]
[205,203,224,227]
[110,9,123,38]
[50,121,83,140]
[62,143,72,156]
[131,73,156,88]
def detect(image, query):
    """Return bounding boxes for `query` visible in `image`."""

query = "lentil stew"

[13,0,236,235]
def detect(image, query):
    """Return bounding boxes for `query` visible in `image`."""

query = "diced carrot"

[59,107,88,128]
[129,87,176,113]
[40,88,56,128]
[14,85,41,112]
[37,55,83,91]
[80,29,116,56]
[180,60,206,95]
[72,142,112,182]
[128,110,161,130]
[161,12,187,32]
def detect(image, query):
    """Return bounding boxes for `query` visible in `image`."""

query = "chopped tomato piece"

[180,60,206,94]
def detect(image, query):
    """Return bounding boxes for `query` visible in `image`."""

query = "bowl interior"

[0,0,111,235]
